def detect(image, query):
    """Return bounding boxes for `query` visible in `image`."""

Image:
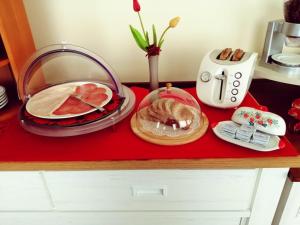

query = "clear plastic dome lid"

[18,44,124,101]
[17,44,137,137]
[135,84,202,139]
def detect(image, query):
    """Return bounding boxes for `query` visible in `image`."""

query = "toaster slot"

[231,49,245,61]
[217,48,233,60]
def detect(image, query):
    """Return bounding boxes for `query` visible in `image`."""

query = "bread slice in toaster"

[218,48,233,60]
[231,49,245,61]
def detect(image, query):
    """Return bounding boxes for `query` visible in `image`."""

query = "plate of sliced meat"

[26,82,113,119]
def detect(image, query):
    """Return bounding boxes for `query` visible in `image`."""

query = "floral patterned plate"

[212,121,285,152]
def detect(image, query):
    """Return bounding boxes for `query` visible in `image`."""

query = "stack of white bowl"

[0,86,8,109]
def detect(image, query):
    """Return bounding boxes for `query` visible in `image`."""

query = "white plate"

[0,100,8,109]
[0,92,6,98]
[26,82,113,119]
[0,98,8,106]
[0,86,5,95]
[0,95,7,103]
[271,53,300,67]
[212,121,281,152]
[0,91,7,98]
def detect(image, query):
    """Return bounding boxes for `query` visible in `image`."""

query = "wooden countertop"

[0,156,300,170]
[0,81,299,170]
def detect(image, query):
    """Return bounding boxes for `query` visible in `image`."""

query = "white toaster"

[196,49,257,108]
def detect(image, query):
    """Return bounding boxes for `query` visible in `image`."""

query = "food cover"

[131,84,208,145]
[18,44,135,137]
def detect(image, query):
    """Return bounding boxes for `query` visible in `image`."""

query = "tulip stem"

[158,26,170,47]
[138,12,149,45]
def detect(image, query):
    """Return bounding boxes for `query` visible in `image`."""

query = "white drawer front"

[45,169,258,210]
[0,212,242,225]
[0,172,52,210]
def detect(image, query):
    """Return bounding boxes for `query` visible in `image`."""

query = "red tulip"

[133,0,141,12]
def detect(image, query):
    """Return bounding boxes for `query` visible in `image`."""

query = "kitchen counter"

[0,85,299,171]
[0,84,297,225]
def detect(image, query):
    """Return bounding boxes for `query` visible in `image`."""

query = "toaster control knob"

[200,71,211,82]
[235,72,242,79]
[233,80,240,87]
[231,88,238,95]
[231,97,237,102]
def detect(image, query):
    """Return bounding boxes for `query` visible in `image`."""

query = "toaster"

[196,49,257,108]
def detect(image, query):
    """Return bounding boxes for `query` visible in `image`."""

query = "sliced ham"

[75,83,106,95]
[75,83,108,106]
[53,96,93,115]
[82,93,108,106]
[53,83,109,116]
[75,83,97,95]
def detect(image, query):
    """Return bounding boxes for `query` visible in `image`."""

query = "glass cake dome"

[131,83,208,145]
[18,44,135,137]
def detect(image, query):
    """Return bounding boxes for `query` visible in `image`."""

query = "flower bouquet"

[129,0,180,90]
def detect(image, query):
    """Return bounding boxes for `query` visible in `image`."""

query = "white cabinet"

[0,168,289,225]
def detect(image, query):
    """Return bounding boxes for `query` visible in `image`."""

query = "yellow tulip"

[169,16,180,28]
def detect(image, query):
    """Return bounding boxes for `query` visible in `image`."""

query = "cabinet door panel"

[45,169,258,211]
[0,172,51,210]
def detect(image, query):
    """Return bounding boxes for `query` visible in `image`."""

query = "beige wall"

[23,0,284,82]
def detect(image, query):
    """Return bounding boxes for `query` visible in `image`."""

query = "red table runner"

[0,87,298,162]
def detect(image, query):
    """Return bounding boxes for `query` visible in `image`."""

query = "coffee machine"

[258,20,300,77]
[256,0,300,82]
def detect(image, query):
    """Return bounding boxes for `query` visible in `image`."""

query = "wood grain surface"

[130,112,209,146]
[0,0,35,82]
[0,156,299,171]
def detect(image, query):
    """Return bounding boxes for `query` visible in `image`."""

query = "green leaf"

[129,25,148,51]
[152,24,157,46]
[145,31,150,45]
[158,38,164,48]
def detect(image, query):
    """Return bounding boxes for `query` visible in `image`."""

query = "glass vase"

[148,55,159,91]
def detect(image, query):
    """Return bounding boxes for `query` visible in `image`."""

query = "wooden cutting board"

[131,112,209,146]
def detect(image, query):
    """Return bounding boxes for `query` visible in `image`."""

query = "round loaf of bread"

[137,98,195,129]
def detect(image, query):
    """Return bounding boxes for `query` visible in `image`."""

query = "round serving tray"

[26,81,113,119]
[20,85,135,137]
[131,112,209,146]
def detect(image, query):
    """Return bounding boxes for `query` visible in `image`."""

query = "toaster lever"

[215,71,226,101]
[215,74,225,80]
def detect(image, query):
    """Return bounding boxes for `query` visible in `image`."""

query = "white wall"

[23,0,284,82]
